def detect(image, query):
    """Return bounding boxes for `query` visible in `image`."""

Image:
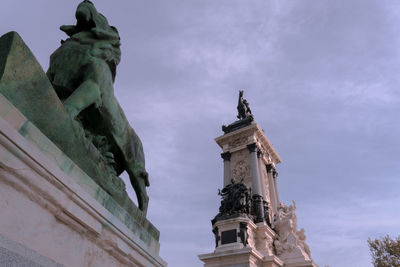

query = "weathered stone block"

[0,95,166,266]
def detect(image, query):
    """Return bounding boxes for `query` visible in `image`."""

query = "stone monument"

[0,1,166,266]
[198,91,317,267]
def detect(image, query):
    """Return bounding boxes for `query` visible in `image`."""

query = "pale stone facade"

[0,94,166,266]
[216,124,281,216]
[199,120,317,267]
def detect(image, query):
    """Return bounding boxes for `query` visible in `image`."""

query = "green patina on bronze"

[0,95,160,244]
[48,0,149,213]
[0,1,150,218]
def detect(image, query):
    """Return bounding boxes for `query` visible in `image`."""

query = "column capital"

[220,152,231,161]
[273,170,278,179]
[266,164,275,173]
[247,143,258,153]
[257,149,263,158]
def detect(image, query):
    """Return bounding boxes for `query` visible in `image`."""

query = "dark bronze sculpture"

[238,222,249,246]
[213,180,252,224]
[46,0,149,213]
[237,90,252,120]
[218,179,251,215]
[222,90,254,134]
[212,178,271,226]
[211,180,254,247]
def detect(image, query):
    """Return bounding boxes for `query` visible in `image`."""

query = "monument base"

[199,216,283,267]
[199,247,283,267]
[0,95,166,266]
[198,215,317,267]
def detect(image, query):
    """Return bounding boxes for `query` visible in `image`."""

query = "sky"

[1,1,400,266]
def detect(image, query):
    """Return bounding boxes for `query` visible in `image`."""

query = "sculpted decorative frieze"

[272,201,312,260]
[230,149,251,186]
[226,131,252,150]
[215,123,281,164]
[297,228,311,257]
[255,231,274,256]
[246,225,256,248]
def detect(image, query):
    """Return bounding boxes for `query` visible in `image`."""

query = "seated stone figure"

[46,0,149,213]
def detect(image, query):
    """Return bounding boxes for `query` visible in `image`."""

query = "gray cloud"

[1,1,400,266]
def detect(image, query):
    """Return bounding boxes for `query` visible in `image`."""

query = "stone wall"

[0,95,166,267]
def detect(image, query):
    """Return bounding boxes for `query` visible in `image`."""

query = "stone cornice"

[215,123,282,165]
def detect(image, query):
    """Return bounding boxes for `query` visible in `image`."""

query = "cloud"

[1,1,400,266]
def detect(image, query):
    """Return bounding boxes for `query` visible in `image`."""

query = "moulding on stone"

[199,246,264,266]
[0,96,166,267]
[230,148,251,186]
[215,123,281,165]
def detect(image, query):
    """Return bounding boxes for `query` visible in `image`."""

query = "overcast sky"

[1,1,400,266]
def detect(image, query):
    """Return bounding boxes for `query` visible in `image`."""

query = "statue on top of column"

[222,90,254,133]
[237,90,253,120]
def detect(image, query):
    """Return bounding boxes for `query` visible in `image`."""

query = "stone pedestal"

[0,95,166,267]
[199,216,282,267]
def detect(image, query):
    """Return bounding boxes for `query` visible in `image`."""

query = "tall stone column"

[247,143,264,223]
[256,150,267,200]
[221,152,231,187]
[273,169,280,205]
[266,164,278,214]
[257,150,271,226]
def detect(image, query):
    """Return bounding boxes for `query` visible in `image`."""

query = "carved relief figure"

[297,228,311,256]
[256,232,274,256]
[272,200,311,258]
[231,150,251,184]
[228,134,249,148]
[246,224,255,248]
